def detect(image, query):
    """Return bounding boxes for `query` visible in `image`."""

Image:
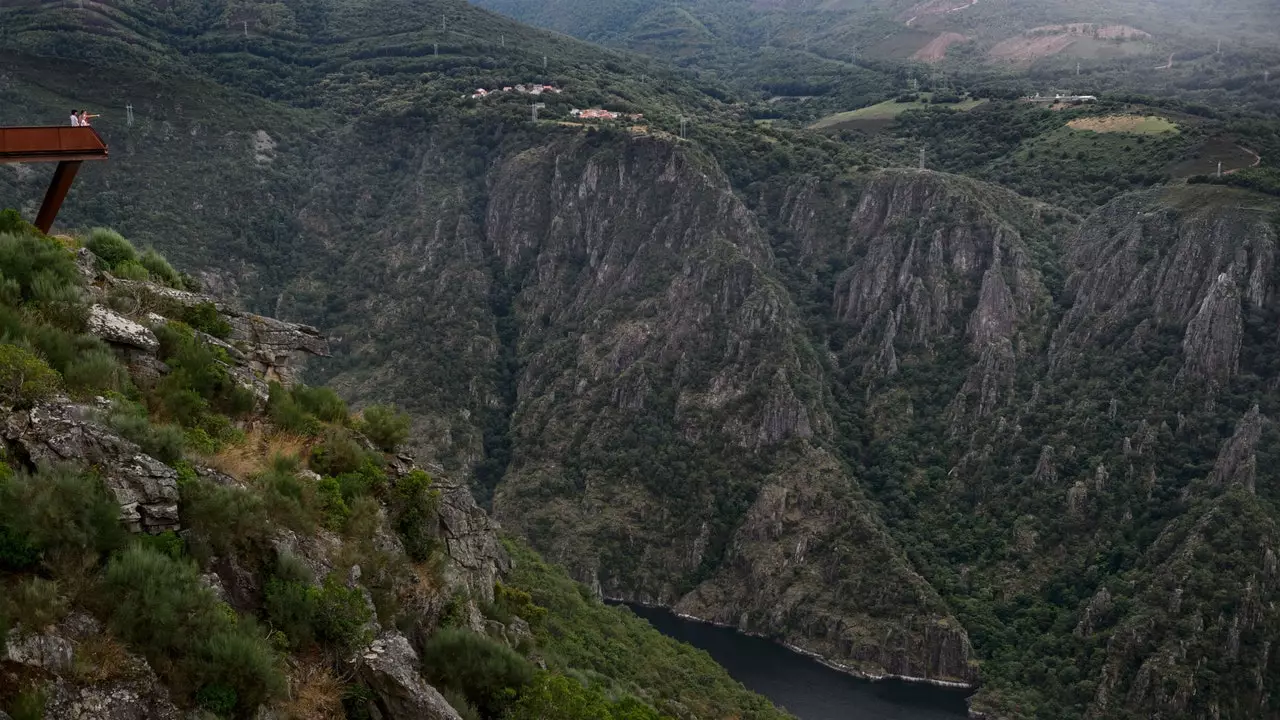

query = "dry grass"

[278,656,346,720]
[202,426,311,480]
[73,634,136,685]
[1067,115,1179,135]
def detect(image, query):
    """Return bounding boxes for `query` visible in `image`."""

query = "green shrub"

[180,475,269,561]
[29,270,87,330]
[154,323,255,422]
[195,684,237,716]
[103,546,284,711]
[24,323,101,375]
[495,583,548,629]
[264,572,372,654]
[0,232,79,302]
[335,459,388,502]
[258,455,321,533]
[112,260,151,282]
[507,672,629,720]
[139,249,185,290]
[0,208,38,237]
[309,426,368,477]
[0,344,61,408]
[136,530,186,560]
[104,404,185,464]
[7,686,46,720]
[291,385,348,423]
[65,348,133,397]
[267,381,321,435]
[317,476,350,530]
[182,302,233,339]
[440,688,483,720]
[420,628,535,717]
[391,470,440,562]
[0,464,125,565]
[3,577,67,631]
[85,228,137,269]
[358,404,412,453]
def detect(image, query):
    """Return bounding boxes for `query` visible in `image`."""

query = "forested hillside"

[4,0,1280,718]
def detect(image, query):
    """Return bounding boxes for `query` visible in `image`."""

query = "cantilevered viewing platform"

[0,126,108,234]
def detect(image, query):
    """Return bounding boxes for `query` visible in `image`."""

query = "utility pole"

[243,20,248,38]
[543,55,548,70]
[126,103,134,127]
[1218,161,1223,178]
[679,115,688,139]
[434,43,438,56]
[532,103,545,122]
[441,14,446,32]
[919,147,926,170]
[1076,61,1081,76]
[501,35,505,48]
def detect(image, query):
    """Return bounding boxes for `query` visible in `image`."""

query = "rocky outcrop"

[1209,404,1264,494]
[355,633,462,720]
[1052,188,1277,376]
[2,400,179,533]
[676,448,976,685]
[87,305,159,353]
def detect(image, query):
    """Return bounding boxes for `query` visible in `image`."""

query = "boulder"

[356,632,462,720]
[3,400,179,533]
[87,305,159,353]
[44,653,183,720]
[5,629,74,672]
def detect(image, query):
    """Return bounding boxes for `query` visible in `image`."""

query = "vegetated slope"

[755,175,1280,717]
[0,217,790,720]
[0,0,731,468]
[6,1,1280,718]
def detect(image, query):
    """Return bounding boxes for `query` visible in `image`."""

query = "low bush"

[291,385,348,423]
[154,323,255,422]
[85,228,137,269]
[420,628,535,717]
[182,302,233,339]
[391,470,439,562]
[358,404,411,453]
[258,455,322,533]
[3,576,67,632]
[0,232,80,302]
[0,463,126,567]
[112,261,152,282]
[139,249,185,290]
[104,404,185,464]
[65,348,133,398]
[265,572,373,654]
[267,381,321,436]
[309,426,368,477]
[0,344,60,408]
[180,474,270,561]
[103,546,285,712]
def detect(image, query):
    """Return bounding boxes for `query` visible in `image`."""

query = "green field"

[1066,115,1180,134]
[810,95,987,130]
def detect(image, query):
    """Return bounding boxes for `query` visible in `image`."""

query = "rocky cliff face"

[0,260,509,720]
[479,137,977,683]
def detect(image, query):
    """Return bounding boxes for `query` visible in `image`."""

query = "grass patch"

[1067,115,1179,135]
[811,93,986,130]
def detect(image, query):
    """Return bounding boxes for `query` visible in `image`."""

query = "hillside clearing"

[913,32,968,62]
[810,95,986,130]
[1068,115,1179,134]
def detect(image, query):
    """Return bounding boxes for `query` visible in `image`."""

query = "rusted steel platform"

[0,126,108,233]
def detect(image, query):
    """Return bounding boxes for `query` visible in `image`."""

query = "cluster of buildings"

[569,108,644,121]
[471,84,562,99]
[1025,93,1098,104]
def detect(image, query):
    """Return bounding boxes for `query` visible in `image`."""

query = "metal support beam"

[35,161,82,234]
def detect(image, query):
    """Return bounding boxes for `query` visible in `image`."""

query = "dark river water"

[622,604,971,720]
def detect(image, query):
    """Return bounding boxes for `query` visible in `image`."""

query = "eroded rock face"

[676,448,976,684]
[2,400,179,533]
[356,632,462,720]
[87,305,159,353]
[1210,404,1264,494]
[4,630,74,672]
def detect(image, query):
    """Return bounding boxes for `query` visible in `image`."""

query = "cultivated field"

[1067,115,1179,134]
